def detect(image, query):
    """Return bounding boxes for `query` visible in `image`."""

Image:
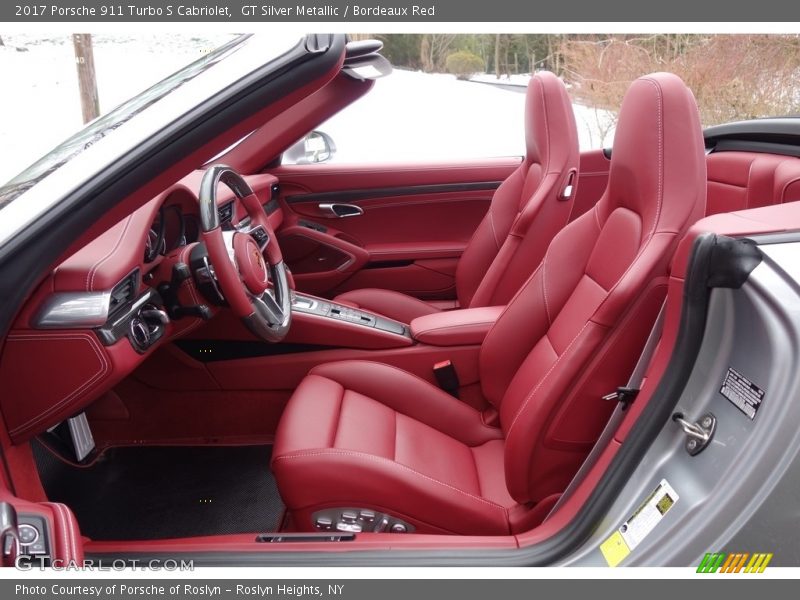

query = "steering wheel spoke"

[254,289,285,325]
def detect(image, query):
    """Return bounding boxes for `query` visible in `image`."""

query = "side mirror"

[284,131,337,164]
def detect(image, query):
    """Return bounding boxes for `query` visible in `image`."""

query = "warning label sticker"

[720,367,764,420]
[600,479,679,567]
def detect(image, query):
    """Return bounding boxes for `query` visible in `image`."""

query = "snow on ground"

[319,69,615,165]
[469,72,532,87]
[0,36,615,184]
[0,33,237,184]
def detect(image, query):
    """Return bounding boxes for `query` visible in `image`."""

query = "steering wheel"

[198,165,291,342]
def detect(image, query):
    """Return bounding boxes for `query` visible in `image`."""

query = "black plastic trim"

[704,116,800,145]
[0,34,344,341]
[84,233,725,567]
[706,236,763,289]
[285,181,502,205]
[710,139,800,158]
[175,339,334,362]
[363,259,415,269]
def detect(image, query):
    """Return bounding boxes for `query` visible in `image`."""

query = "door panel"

[272,152,610,300]
[273,159,520,299]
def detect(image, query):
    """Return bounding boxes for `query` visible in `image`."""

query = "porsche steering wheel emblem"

[253,248,265,272]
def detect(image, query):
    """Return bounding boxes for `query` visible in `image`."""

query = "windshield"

[0,34,251,210]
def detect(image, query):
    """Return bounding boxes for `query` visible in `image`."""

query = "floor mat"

[32,441,284,541]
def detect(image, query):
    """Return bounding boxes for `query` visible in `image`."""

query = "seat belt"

[545,300,667,520]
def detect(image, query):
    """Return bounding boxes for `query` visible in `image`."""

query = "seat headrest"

[602,72,706,234]
[525,71,580,173]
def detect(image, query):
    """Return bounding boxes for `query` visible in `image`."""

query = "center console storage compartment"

[410,306,505,347]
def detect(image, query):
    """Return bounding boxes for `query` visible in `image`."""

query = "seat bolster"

[333,288,441,323]
[272,373,345,457]
[272,448,511,535]
[310,360,503,446]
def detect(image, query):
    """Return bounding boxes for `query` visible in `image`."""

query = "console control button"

[18,524,39,545]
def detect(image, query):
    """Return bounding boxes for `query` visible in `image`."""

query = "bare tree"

[72,33,100,123]
[560,34,800,130]
[419,34,456,72]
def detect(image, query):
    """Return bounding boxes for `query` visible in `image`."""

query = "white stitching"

[488,209,501,249]
[273,450,507,511]
[7,333,110,435]
[542,251,552,325]
[55,503,80,560]
[414,320,498,337]
[86,216,133,291]
[537,75,551,173]
[640,77,664,240]
[309,360,496,429]
[43,503,72,560]
[507,320,593,437]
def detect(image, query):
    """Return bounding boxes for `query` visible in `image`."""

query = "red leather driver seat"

[333,71,580,324]
[272,73,706,535]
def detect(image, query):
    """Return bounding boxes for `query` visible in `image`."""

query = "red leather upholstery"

[334,72,579,322]
[273,73,706,534]
[272,361,514,535]
[706,151,800,216]
[335,288,441,322]
[410,306,505,347]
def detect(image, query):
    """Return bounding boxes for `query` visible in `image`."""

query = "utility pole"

[72,34,100,123]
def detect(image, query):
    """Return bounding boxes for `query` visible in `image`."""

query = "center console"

[292,293,408,337]
[284,292,412,350]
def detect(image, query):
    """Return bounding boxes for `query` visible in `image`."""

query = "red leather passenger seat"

[272,73,706,535]
[334,72,580,323]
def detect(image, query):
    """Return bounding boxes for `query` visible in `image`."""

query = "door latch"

[672,412,716,456]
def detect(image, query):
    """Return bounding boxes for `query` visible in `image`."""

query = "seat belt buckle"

[602,386,639,410]
[433,360,460,398]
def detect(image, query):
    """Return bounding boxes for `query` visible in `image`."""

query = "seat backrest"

[455,72,579,309]
[479,73,707,505]
[706,151,800,216]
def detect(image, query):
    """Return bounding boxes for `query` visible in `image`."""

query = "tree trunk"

[494,33,501,78]
[72,34,100,123]
[420,35,432,72]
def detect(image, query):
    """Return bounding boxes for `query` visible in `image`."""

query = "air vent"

[218,202,234,224]
[108,270,139,317]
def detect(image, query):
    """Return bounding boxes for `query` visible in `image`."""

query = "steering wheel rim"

[198,165,291,343]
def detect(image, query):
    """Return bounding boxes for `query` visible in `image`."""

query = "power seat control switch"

[312,508,414,534]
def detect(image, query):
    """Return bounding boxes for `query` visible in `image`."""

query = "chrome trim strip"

[33,291,111,329]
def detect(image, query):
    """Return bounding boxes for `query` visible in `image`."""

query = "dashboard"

[0,170,282,443]
[144,204,202,264]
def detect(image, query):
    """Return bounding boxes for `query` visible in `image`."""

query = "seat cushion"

[334,288,441,323]
[272,360,515,535]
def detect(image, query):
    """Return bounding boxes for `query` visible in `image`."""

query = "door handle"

[318,203,364,218]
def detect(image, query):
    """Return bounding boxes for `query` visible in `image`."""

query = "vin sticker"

[720,367,764,420]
